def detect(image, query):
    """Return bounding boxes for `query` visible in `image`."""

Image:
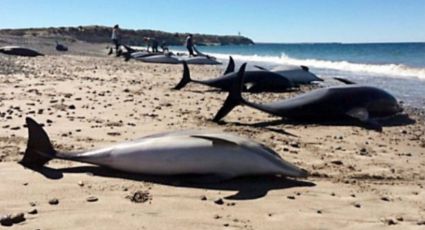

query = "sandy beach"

[1,41,425,229]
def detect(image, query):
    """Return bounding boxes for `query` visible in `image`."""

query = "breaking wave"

[210,52,425,80]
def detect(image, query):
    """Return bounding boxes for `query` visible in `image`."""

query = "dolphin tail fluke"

[174,61,192,90]
[213,63,247,122]
[223,56,235,75]
[19,117,56,168]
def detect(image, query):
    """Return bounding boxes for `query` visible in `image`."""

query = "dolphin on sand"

[20,117,308,181]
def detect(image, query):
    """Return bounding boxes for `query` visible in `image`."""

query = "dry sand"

[1,42,425,229]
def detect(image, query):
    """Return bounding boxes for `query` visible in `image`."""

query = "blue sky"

[0,0,424,43]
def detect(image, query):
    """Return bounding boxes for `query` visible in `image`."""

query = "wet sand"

[1,43,425,229]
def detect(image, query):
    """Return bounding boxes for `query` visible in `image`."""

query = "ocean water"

[171,43,425,108]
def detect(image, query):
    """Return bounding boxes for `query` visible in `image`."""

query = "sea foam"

[210,52,425,80]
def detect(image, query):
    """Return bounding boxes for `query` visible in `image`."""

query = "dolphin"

[213,64,403,130]
[254,65,323,85]
[55,41,68,52]
[19,117,308,181]
[174,57,294,92]
[0,46,44,57]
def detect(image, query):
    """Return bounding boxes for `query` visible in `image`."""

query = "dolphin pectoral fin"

[346,107,369,121]
[190,135,238,147]
[346,108,383,131]
[362,119,383,132]
[254,65,268,71]
[244,82,256,91]
[334,77,357,85]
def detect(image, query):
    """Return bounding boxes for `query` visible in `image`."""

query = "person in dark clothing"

[185,34,196,56]
[160,42,169,52]
[151,38,159,53]
[111,24,121,54]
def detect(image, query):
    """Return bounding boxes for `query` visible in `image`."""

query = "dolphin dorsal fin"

[190,135,238,147]
[223,56,235,75]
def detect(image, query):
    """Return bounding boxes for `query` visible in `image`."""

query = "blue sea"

[171,43,425,108]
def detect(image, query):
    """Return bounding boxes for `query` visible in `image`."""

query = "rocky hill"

[0,25,255,46]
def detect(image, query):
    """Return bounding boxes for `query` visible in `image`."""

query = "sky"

[0,0,424,43]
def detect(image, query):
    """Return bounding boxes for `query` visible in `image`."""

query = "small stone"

[417,220,425,225]
[396,216,404,222]
[354,203,361,208]
[223,223,229,227]
[78,181,84,187]
[214,214,221,219]
[29,202,36,207]
[290,142,300,148]
[200,195,207,201]
[214,198,224,205]
[49,198,59,205]
[126,191,150,203]
[68,105,76,110]
[86,196,98,202]
[287,196,296,200]
[384,218,397,225]
[317,210,322,214]
[28,209,38,215]
[381,197,390,202]
[331,160,343,165]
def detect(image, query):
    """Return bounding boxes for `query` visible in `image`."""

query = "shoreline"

[1,45,425,229]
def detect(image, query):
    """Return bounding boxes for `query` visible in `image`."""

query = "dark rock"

[10,212,25,224]
[126,191,150,203]
[49,198,59,205]
[214,198,224,205]
[0,215,13,226]
[331,160,343,165]
[28,209,38,215]
[381,197,390,202]
[383,218,397,225]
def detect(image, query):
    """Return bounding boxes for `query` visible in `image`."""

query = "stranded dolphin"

[174,57,293,92]
[20,117,308,181]
[55,41,68,52]
[0,46,44,57]
[213,63,403,130]
[254,65,323,85]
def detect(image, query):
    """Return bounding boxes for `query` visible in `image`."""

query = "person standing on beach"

[151,38,159,53]
[111,24,121,54]
[160,41,169,52]
[185,34,196,56]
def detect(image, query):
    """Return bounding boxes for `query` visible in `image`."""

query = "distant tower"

[238,31,241,37]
